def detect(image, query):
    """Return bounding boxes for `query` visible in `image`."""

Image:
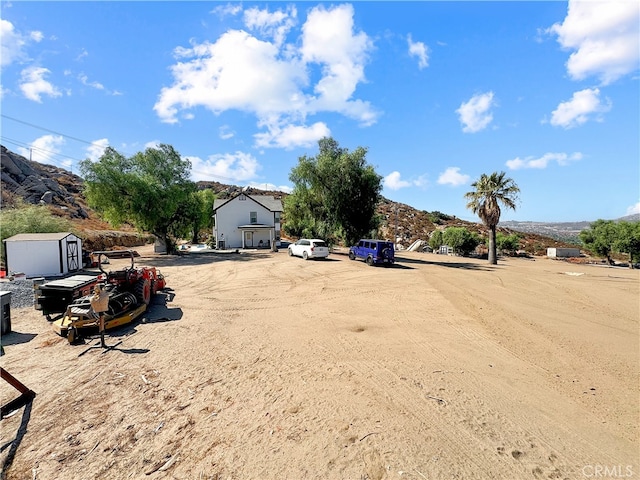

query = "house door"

[67,241,79,271]
[244,231,253,247]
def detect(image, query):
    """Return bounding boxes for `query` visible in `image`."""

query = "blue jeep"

[348,239,395,266]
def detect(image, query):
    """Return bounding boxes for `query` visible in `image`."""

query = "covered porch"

[237,224,277,250]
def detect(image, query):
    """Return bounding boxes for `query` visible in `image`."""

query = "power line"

[1,114,107,148]
[1,136,86,165]
[1,114,253,184]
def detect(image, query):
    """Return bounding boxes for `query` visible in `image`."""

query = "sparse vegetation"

[428,210,453,225]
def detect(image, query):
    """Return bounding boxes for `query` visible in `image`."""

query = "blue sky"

[1,1,638,222]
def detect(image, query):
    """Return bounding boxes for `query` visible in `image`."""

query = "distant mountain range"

[500,214,640,243]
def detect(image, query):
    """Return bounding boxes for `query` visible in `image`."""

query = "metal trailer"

[34,275,100,321]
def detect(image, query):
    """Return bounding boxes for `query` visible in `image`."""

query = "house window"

[239,194,246,201]
[250,212,257,224]
[274,212,281,222]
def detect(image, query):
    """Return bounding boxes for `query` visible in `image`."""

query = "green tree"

[614,221,640,266]
[579,219,618,265]
[170,188,217,244]
[443,227,481,256]
[80,144,196,252]
[285,137,383,246]
[496,232,521,256]
[429,229,444,252]
[465,171,520,264]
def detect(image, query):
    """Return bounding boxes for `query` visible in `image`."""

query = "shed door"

[67,240,79,271]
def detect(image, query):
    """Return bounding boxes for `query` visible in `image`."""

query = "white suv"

[288,239,330,260]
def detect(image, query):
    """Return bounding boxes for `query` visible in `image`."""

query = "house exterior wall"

[547,247,580,258]
[214,196,278,248]
[5,234,82,277]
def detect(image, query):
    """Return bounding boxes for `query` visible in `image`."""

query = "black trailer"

[34,275,100,321]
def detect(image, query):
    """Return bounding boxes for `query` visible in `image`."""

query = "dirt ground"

[1,245,638,480]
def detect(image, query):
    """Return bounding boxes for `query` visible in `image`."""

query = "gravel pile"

[0,279,37,309]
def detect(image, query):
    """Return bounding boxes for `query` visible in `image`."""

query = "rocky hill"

[1,145,576,255]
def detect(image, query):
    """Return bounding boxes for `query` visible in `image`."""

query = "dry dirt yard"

[1,246,638,480]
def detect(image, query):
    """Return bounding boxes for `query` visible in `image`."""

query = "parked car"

[349,239,395,266]
[288,239,330,260]
[189,243,213,253]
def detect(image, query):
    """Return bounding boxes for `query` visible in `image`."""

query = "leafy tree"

[0,201,75,261]
[170,188,217,244]
[285,137,383,246]
[614,221,640,266]
[443,227,481,256]
[283,182,329,240]
[465,171,520,264]
[429,229,444,252]
[579,219,618,265]
[80,144,196,252]
[496,232,521,256]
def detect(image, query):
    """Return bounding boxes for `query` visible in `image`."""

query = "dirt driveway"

[1,246,638,479]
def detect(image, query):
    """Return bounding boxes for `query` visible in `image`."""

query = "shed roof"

[4,232,77,242]
[213,194,283,213]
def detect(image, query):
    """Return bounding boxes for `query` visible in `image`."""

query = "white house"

[212,194,283,249]
[3,232,83,277]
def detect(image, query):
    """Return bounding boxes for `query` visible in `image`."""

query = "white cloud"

[407,34,429,69]
[301,4,376,125]
[86,139,109,162]
[244,5,297,47]
[456,91,495,133]
[19,66,62,102]
[16,134,65,165]
[154,4,378,149]
[550,88,611,129]
[383,171,427,191]
[188,151,261,183]
[0,19,44,69]
[437,167,470,186]
[254,121,330,149]
[211,3,242,18]
[1,19,27,68]
[79,73,104,91]
[506,152,583,170]
[154,30,307,123]
[384,171,411,190]
[219,125,235,140]
[625,202,640,216]
[547,0,640,85]
[30,30,44,42]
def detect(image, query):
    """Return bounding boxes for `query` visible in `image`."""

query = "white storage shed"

[3,232,83,278]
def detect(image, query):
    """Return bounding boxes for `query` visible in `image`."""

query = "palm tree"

[465,172,520,264]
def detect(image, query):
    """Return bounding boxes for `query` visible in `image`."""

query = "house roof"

[4,232,77,242]
[213,194,283,213]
